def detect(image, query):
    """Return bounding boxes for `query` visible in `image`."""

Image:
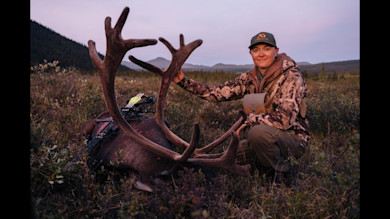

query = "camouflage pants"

[236,124,307,172]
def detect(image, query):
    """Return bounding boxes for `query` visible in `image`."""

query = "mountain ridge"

[31,20,359,74]
[122,57,359,74]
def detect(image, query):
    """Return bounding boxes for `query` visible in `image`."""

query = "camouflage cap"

[249,32,277,49]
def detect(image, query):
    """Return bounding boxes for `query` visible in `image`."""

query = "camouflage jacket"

[176,57,310,143]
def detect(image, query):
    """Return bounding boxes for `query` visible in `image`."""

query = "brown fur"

[83,113,175,182]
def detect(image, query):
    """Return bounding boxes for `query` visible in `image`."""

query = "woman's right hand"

[172,68,185,83]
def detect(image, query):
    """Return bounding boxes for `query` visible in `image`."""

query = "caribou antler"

[192,111,246,158]
[129,35,250,175]
[129,36,247,158]
[88,7,250,176]
[129,34,202,150]
[88,7,199,162]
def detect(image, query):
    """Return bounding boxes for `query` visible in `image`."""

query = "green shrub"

[306,77,359,136]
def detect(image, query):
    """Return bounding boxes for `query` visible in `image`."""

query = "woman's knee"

[247,125,277,147]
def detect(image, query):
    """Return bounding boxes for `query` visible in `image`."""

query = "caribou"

[81,7,250,192]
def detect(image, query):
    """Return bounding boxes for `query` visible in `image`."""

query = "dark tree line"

[30,20,129,72]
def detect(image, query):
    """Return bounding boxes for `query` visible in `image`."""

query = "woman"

[173,32,309,173]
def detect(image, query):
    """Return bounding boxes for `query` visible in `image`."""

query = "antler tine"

[159,36,177,54]
[188,131,251,176]
[90,7,158,73]
[128,34,202,77]
[88,40,103,69]
[180,34,185,47]
[193,110,247,157]
[160,35,203,75]
[193,116,244,157]
[111,7,129,34]
[177,123,200,162]
[128,55,164,76]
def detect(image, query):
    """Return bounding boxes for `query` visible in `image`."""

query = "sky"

[30,0,359,66]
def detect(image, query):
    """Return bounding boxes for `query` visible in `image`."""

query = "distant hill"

[31,20,359,74]
[122,57,359,74]
[299,60,359,74]
[122,57,211,71]
[122,57,252,72]
[30,20,129,71]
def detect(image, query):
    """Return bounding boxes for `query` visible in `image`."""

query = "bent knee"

[247,125,277,146]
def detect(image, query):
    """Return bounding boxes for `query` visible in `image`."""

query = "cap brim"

[249,42,276,49]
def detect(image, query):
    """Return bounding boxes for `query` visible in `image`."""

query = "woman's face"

[249,44,279,74]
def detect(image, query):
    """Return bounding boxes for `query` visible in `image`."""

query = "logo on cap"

[256,33,266,40]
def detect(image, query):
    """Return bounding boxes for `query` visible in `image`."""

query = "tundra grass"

[30,62,359,218]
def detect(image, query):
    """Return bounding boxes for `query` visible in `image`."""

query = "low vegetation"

[30,61,359,218]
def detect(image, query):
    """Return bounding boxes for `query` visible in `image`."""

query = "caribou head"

[85,7,250,192]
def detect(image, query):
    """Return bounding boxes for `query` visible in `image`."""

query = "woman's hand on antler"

[173,68,185,83]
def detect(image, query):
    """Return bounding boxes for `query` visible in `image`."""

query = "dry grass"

[30,62,359,218]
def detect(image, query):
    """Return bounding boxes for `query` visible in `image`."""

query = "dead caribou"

[77,7,250,192]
